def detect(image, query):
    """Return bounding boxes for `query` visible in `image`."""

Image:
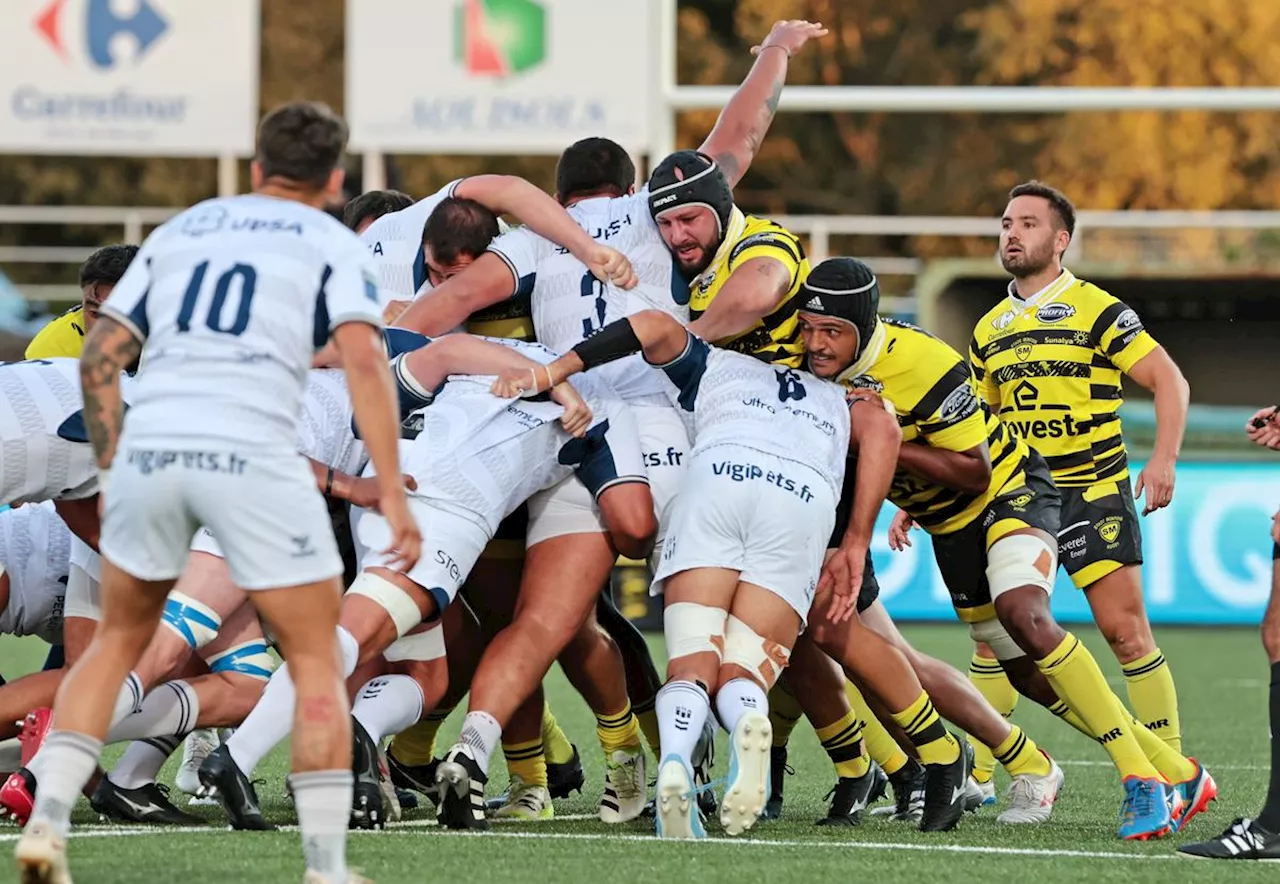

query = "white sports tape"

[968,617,1025,662]
[383,623,446,662]
[723,614,791,686]
[986,533,1056,600]
[348,571,422,638]
[663,601,727,662]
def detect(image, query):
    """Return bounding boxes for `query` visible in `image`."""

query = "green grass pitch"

[0,624,1274,883]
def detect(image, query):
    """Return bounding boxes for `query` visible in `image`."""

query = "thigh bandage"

[968,617,1025,661]
[160,591,223,650]
[383,623,446,662]
[986,533,1056,600]
[206,640,276,681]
[663,601,728,662]
[348,571,422,638]
[723,614,791,687]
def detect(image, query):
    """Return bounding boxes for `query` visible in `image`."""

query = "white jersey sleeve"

[320,236,385,333]
[487,224,550,300]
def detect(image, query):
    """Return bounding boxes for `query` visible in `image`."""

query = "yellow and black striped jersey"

[24,306,86,359]
[834,319,1030,535]
[689,212,809,367]
[969,271,1158,488]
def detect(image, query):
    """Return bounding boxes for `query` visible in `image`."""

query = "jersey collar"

[691,206,746,289]
[834,317,888,386]
[1006,268,1076,313]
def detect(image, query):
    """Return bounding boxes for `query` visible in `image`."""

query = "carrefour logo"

[34,0,169,70]
[454,0,545,78]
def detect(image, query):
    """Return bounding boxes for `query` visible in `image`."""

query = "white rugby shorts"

[101,447,342,591]
[651,445,834,622]
[357,497,490,612]
[525,402,689,547]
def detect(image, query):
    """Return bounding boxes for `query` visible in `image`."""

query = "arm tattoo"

[79,317,142,469]
[708,77,785,187]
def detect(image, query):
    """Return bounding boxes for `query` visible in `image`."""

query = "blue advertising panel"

[876,461,1280,625]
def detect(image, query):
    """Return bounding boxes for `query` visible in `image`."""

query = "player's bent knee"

[722,614,790,690]
[207,639,276,682]
[968,617,1025,662]
[160,591,224,652]
[348,571,424,639]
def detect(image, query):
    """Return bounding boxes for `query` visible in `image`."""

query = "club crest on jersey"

[1036,303,1076,324]
[1013,337,1036,361]
[992,310,1016,330]
[1095,516,1123,546]
[696,270,717,295]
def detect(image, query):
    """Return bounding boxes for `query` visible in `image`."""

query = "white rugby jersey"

[0,501,69,643]
[658,332,851,498]
[101,195,385,452]
[391,339,638,535]
[359,181,462,299]
[298,369,366,477]
[488,190,690,402]
[0,358,133,505]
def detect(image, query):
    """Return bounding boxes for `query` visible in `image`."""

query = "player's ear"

[249,161,264,191]
[626,184,636,196]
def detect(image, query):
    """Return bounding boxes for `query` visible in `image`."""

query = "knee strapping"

[986,533,1056,600]
[723,615,791,687]
[160,591,223,650]
[348,572,421,638]
[384,623,446,662]
[207,640,276,682]
[663,602,727,662]
[968,618,1025,662]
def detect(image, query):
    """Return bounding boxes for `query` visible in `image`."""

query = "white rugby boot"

[599,746,647,824]
[720,711,772,836]
[14,821,73,884]
[997,754,1064,824]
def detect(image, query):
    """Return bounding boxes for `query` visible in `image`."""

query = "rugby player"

[342,189,413,235]
[970,181,1191,756]
[1178,407,1280,860]
[489,307,903,839]
[800,258,1203,840]
[25,245,137,360]
[12,101,418,884]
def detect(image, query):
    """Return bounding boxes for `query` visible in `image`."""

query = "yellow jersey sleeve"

[914,362,989,452]
[24,309,86,359]
[1091,298,1157,374]
[968,334,1000,410]
[726,227,804,289]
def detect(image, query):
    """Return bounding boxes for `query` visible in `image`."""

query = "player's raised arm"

[401,334,553,391]
[393,252,517,337]
[698,19,828,187]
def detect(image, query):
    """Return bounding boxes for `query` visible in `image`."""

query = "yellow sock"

[388,707,451,766]
[1122,648,1182,752]
[634,698,661,756]
[595,701,643,755]
[889,691,959,766]
[845,680,909,775]
[815,709,871,780]
[1047,698,1092,737]
[1036,633,1161,781]
[968,654,1017,784]
[767,683,804,749]
[541,704,575,766]
[1117,693,1197,783]
[992,725,1052,778]
[502,737,548,788]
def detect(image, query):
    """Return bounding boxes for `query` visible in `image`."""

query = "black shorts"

[1057,478,1143,589]
[828,459,882,615]
[930,454,1061,621]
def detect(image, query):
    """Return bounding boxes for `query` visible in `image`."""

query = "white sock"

[457,711,502,775]
[714,677,769,734]
[655,680,710,769]
[28,730,103,837]
[228,626,359,776]
[108,671,146,727]
[106,680,200,744]
[289,769,352,880]
[353,675,424,745]
[109,736,181,790]
[0,737,21,774]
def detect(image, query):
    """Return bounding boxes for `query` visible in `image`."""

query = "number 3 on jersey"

[176,261,256,336]
[579,270,607,338]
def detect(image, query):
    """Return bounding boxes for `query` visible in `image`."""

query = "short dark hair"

[423,197,500,265]
[1009,180,1076,238]
[342,189,414,231]
[255,101,349,190]
[555,138,635,202]
[79,244,138,288]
